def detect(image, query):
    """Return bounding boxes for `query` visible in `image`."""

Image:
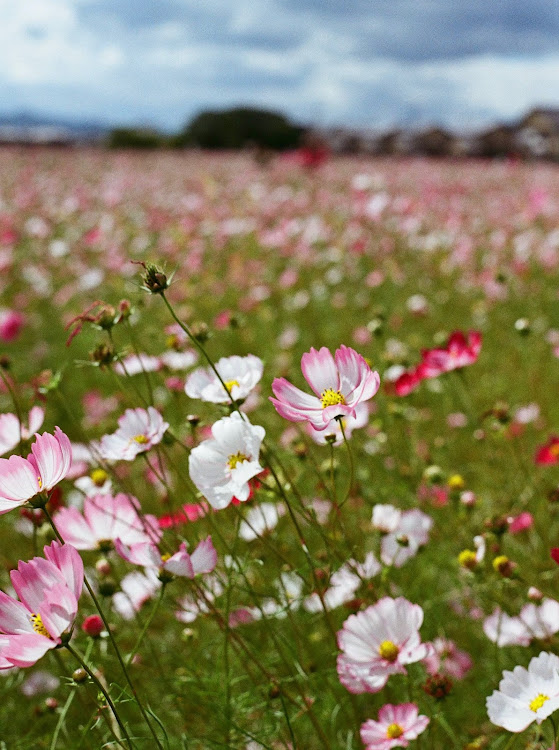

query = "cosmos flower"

[185,354,263,403]
[360,703,430,750]
[423,638,472,680]
[54,493,161,551]
[0,541,83,668]
[337,597,432,694]
[99,407,169,461]
[0,427,72,515]
[376,507,433,569]
[535,436,559,465]
[188,412,265,509]
[487,652,559,732]
[0,407,44,456]
[270,345,380,431]
[115,536,217,579]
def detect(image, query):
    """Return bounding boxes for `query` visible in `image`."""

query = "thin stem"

[337,419,354,508]
[65,642,133,749]
[42,507,165,750]
[51,639,95,750]
[0,368,23,443]
[126,584,166,667]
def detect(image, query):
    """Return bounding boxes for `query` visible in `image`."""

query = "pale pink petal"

[163,544,195,578]
[301,347,339,396]
[43,541,84,601]
[114,539,162,568]
[2,633,56,668]
[54,507,94,549]
[0,590,34,634]
[0,455,39,501]
[190,537,217,575]
[39,583,78,639]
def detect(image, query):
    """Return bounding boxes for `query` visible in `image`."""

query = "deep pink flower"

[507,512,533,534]
[360,703,429,750]
[0,428,72,515]
[535,436,559,465]
[419,331,482,378]
[270,346,380,431]
[0,541,83,668]
[0,310,24,342]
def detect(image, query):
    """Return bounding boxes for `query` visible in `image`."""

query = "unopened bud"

[95,558,111,576]
[82,615,104,638]
[72,668,88,683]
[45,697,58,711]
[98,579,117,596]
[423,673,453,699]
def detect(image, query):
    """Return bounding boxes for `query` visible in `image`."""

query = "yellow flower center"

[224,379,240,391]
[37,477,43,490]
[386,723,404,739]
[90,468,108,487]
[458,549,478,570]
[161,553,172,563]
[227,452,250,470]
[378,640,399,662]
[320,389,346,409]
[132,434,149,444]
[448,474,465,490]
[550,443,559,457]
[529,693,549,712]
[30,613,52,639]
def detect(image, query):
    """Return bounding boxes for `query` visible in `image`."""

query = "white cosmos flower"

[0,406,44,456]
[99,407,169,461]
[487,652,559,732]
[239,502,285,541]
[188,412,265,509]
[374,506,433,568]
[185,354,263,403]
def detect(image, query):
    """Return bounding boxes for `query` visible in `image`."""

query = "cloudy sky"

[1,0,559,131]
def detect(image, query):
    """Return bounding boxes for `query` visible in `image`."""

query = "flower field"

[1,147,559,748]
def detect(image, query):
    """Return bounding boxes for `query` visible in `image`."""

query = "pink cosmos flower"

[0,541,83,668]
[54,493,161,551]
[535,436,559,465]
[99,407,169,461]
[0,427,72,515]
[0,406,44,456]
[423,638,472,679]
[0,310,24,342]
[507,512,533,534]
[337,596,432,694]
[372,505,433,568]
[360,704,430,750]
[270,345,380,431]
[419,331,482,378]
[115,536,217,579]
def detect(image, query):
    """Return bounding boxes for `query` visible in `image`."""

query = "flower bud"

[138,262,169,294]
[45,697,58,711]
[72,668,88,683]
[95,558,111,576]
[82,615,104,638]
[98,578,117,596]
[423,673,453,699]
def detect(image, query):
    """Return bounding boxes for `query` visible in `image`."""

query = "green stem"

[337,418,354,508]
[126,584,166,667]
[0,368,23,443]
[65,642,133,749]
[42,507,165,750]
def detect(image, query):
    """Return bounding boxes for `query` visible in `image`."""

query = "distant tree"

[107,128,164,149]
[176,107,305,150]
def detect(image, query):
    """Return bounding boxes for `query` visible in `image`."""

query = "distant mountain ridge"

[0,111,109,138]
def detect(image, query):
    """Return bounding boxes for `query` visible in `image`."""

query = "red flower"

[536,436,559,465]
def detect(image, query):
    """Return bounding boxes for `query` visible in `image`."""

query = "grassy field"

[0,147,559,749]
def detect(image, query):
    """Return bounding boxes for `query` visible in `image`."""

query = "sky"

[1,0,559,132]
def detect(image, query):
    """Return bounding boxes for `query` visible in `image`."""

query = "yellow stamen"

[378,640,399,662]
[458,549,478,570]
[320,389,346,409]
[37,477,43,490]
[224,379,240,391]
[161,553,172,563]
[132,434,149,444]
[90,468,108,487]
[386,723,404,739]
[529,693,549,712]
[550,443,559,457]
[30,613,51,639]
[227,452,250,470]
